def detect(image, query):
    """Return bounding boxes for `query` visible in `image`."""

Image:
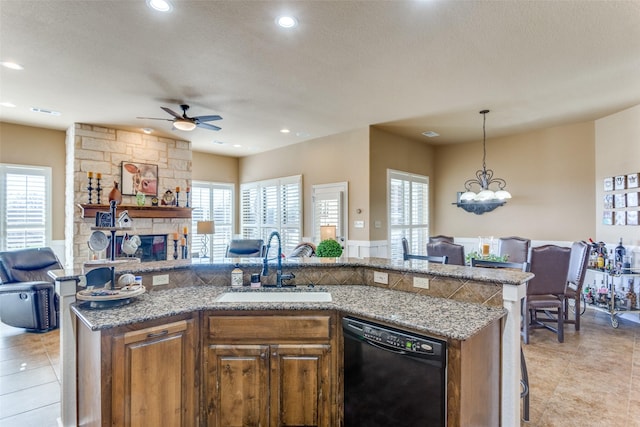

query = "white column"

[52,273,80,427]
[501,282,526,426]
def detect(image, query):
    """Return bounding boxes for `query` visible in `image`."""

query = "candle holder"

[87,177,93,204]
[182,243,188,259]
[173,239,179,260]
[186,190,190,208]
[96,177,102,204]
[175,190,180,207]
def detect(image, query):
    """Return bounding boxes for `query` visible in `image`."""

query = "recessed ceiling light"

[142,128,153,134]
[146,0,172,12]
[1,61,23,70]
[0,102,16,108]
[233,144,242,148]
[280,128,290,134]
[422,131,440,138]
[30,107,61,116]
[276,16,298,28]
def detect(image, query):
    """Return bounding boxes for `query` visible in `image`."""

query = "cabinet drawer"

[208,315,331,341]
[123,320,189,344]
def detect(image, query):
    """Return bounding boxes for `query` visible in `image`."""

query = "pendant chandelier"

[455,110,511,215]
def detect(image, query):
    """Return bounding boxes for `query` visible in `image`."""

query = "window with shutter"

[388,170,429,261]
[0,164,52,251]
[240,175,302,254]
[191,181,234,258]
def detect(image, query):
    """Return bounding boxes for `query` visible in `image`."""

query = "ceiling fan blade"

[193,115,222,122]
[161,107,182,119]
[136,116,173,121]
[197,122,221,131]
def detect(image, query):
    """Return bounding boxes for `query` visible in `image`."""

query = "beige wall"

[0,122,66,240]
[192,151,238,184]
[239,128,370,240]
[369,127,436,241]
[433,121,595,241]
[595,104,640,245]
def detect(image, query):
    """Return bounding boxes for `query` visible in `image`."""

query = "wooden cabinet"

[76,314,199,426]
[205,312,336,427]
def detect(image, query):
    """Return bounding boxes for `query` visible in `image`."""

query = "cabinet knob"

[272,352,277,357]
[260,353,266,359]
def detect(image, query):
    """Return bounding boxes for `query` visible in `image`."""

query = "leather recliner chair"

[0,247,62,332]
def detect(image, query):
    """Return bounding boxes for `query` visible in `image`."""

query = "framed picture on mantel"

[121,162,158,197]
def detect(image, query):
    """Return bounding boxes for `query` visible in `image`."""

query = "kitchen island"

[52,257,532,426]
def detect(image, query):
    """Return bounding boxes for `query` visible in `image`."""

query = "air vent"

[422,131,439,138]
[30,107,60,116]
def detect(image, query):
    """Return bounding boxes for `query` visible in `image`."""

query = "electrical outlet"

[152,274,169,286]
[413,277,430,289]
[373,271,388,284]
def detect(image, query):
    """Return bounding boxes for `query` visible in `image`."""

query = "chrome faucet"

[262,231,295,287]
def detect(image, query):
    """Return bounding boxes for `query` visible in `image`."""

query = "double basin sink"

[216,288,332,303]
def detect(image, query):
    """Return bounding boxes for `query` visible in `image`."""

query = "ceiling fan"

[137,104,222,131]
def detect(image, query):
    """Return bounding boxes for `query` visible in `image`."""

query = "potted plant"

[316,239,343,258]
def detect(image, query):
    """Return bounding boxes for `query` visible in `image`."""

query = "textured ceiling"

[0,0,639,156]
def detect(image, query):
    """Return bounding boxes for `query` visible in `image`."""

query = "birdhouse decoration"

[117,210,132,228]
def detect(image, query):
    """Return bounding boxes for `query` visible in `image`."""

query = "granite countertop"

[71,285,506,341]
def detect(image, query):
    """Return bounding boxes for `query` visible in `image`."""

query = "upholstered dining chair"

[402,238,448,263]
[524,244,571,344]
[428,235,454,244]
[498,236,531,263]
[427,241,465,266]
[563,241,590,332]
[470,258,530,422]
[225,239,265,258]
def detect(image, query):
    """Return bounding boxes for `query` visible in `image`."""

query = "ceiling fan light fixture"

[173,119,196,131]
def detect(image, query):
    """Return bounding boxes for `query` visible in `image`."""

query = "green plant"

[316,239,343,257]
[465,251,509,264]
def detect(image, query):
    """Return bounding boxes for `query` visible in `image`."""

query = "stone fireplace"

[65,124,193,270]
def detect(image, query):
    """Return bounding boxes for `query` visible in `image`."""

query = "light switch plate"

[413,277,430,289]
[374,271,388,284]
[354,220,365,228]
[153,274,169,286]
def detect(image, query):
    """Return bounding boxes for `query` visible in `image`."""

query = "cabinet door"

[111,319,197,427]
[206,344,270,427]
[270,344,332,427]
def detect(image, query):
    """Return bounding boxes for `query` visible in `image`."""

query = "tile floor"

[0,321,60,426]
[0,308,639,426]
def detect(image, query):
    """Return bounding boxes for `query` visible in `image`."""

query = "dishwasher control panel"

[343,317,445,357]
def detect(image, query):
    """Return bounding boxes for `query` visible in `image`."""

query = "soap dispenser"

[231,264,243,287]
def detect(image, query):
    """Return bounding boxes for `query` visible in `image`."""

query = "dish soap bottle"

[231,264,243,287]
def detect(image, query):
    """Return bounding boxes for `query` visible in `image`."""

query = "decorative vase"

[135,191,146,207]
[108,181,122,205]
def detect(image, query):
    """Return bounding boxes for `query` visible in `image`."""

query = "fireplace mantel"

[78,204,192,219]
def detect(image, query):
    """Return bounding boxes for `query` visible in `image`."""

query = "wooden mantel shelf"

[78,204,192,219]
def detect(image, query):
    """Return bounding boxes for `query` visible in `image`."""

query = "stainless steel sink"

[215,291,332,303]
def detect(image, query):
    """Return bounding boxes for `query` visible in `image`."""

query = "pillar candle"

[176,186,180,193]
[181,237,186,246]
[183,226,188,234]
[186,187,190,192]
[96,172,102,179]
[87,171,93,178]
[173,232,179,240]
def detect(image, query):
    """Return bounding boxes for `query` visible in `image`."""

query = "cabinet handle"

[260,353,266,359]
[146,329,169,338]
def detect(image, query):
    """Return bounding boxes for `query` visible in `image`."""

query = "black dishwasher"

[342,316,447,427]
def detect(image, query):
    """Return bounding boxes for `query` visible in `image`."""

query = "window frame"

[387,169,429,261]
[0,163,52,251]
[190,181,234,258]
